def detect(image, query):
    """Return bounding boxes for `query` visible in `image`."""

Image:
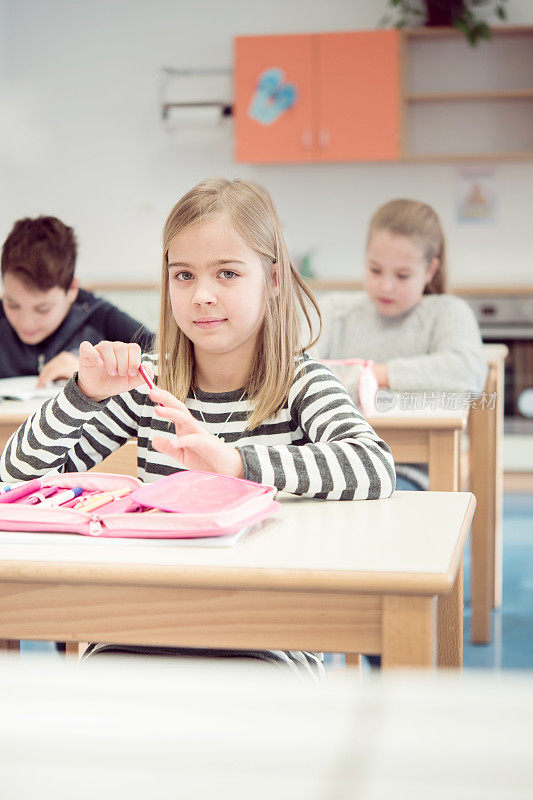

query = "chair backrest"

[88,439,138,477]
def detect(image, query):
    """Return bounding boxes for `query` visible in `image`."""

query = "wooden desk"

[367,403,468,655]
[367,403,467,493]
[0,491,475,670]
[367,343,508,646]
[469,343,508,643]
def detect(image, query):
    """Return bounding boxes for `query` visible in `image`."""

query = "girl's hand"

[373,362,389,388]
[36,351,79,387]
[77,341,146,402]
[150,387,244,478]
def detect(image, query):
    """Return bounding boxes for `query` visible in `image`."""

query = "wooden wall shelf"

[406,90,533,103]
[233,25,533,163]
[401,26,533,160]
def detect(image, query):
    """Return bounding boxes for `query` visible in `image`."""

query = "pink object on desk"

[20,486,59,505]
[319,358,378,416]
[0,479,43,504]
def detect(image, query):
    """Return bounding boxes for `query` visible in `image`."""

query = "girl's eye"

[174,271,194,281]
[219,269,237,280]
[369,267,380,275]
[397,275,410,281]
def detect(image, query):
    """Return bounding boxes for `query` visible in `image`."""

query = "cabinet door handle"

[301,129,313,150]
[318,129,330,149]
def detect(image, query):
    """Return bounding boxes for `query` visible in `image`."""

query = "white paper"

[0,524,254,548]
[0,375,65,401]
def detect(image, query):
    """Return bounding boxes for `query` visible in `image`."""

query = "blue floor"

[463,491,533,670]
[22,492,533,669]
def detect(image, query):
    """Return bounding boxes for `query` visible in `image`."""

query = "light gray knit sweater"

[314,291,487,393]
[312,291,488,488]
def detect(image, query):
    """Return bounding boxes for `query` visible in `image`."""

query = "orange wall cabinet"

[234,35,315,163]
[234,31,401,164]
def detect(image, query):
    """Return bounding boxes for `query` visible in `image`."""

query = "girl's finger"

[114,342,130,377]
[149,387,188,410]
[127,343,142,377]
[94,341,120,375]
[152,435,184,460]
[79,340,103,367]
[153,404,200,431]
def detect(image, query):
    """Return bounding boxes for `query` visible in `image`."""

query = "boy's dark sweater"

[0,288,154,378]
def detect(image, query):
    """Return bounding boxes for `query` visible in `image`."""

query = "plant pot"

[425,0,465,26]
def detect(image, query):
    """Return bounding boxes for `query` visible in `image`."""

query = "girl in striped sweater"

[1,178,395,675]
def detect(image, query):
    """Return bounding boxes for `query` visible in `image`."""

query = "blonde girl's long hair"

[367,199,447,294]
[155,178,321,430]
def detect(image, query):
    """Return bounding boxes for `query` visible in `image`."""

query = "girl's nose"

[192,281,217,306]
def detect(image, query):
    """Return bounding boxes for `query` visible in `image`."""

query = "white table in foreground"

[0,491,475,669]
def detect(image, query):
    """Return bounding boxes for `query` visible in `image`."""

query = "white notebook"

[0,375,65,401]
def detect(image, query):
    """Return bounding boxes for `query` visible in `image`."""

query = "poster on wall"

[248,68,297,125]
[456,167,496,224]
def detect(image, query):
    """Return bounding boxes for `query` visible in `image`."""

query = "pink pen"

[20,486,59,505]
[138,363,155,390]
[0,478,43,504]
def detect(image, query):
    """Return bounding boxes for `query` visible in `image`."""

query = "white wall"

[1,0,532,288]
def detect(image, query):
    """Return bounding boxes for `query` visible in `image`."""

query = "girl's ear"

[425,257,440,285]
[269,263,280,297]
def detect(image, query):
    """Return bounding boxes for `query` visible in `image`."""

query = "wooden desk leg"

[437,560,463,669]
[0,639,21,655]
[469,364,499,644]
[344,653,362,670]
[65,642,89,661]
[492,358,505,609]
[428,429,460,491]
[382,596,435,668]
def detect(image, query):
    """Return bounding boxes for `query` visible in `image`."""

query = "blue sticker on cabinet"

[248,67,297,125]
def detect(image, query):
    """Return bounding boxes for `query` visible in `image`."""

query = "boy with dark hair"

[1,216,153,384]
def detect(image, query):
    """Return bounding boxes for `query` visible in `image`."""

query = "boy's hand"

[77,341,145,402]
[36,351,79,387]
[150,387,244,478]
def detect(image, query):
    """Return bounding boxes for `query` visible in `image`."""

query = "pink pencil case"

[0,471,279,539]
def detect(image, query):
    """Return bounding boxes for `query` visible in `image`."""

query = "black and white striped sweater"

[0,355,395,500]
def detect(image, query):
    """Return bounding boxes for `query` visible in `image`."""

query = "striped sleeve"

[0,377,138,481]
[237,359,396,500]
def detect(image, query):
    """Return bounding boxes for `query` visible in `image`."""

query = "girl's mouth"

[193,318,227,329]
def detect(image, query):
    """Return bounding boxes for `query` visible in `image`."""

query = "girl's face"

[167,215,275,367]
[364,229,438,318]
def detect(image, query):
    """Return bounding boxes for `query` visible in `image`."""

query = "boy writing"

[0,215,153,385]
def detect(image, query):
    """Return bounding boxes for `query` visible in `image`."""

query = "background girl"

[314,198,487,490]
